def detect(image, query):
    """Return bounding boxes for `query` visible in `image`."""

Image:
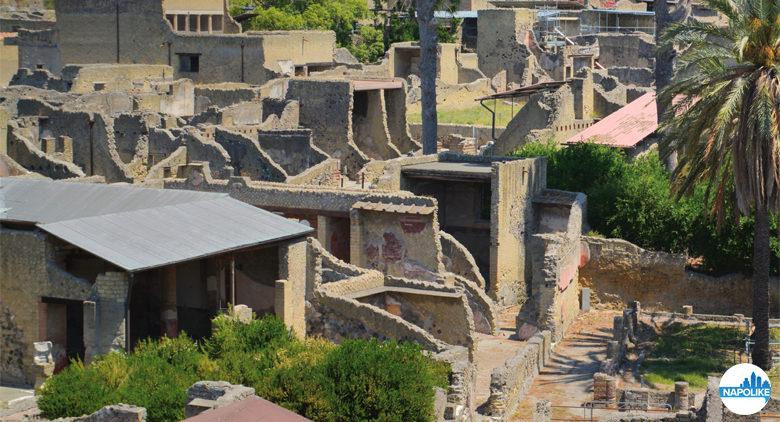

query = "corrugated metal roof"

[1,178,313,272]
[564,91,657,148]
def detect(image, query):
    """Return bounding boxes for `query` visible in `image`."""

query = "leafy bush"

[512,141,779,274]
[322,339,449,421]
[37,360,118,417]
[39,316,449,422]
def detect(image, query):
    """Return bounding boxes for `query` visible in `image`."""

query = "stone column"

[613,315,623,341]
[675,381,689,411]
[161,266,178,338]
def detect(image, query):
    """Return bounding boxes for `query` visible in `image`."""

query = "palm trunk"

[417,0,438,155]
[752,204,772,369]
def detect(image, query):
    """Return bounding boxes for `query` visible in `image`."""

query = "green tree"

[658,0,780,369]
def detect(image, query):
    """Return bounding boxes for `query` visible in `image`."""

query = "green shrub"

[39,316,451,422]
[259,339,336,421]
[512,142,780,275]
[322,339,449,422]
[37,360,117,418]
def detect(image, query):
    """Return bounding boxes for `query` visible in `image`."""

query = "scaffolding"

[536,8,655,50]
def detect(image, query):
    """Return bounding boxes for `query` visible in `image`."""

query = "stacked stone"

[593,373,617,403]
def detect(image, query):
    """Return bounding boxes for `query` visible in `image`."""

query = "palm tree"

[658,0,780,369]
[417,0,438,154]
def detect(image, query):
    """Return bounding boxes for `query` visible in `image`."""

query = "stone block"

[681,305,693,316]
[580,288,591,312]
[622,388,649,410]
[231,304,253,323]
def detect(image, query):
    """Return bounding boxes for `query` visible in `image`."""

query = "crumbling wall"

[6,126,85,179]
[493,86,570,155]
[351,89,400,160]
[194,84,261,112]
[477,9,537,84]
[440,231,486,288]
[213,127,286,182]
[15,99,134,182]
[490,158,545,306]
[579,236,761,314]
[286,79,369,177]
[529,190,586,341]
[257,129,325,176]
[178,127,233,179]
[576,33,655,69]
[383,87,420,153]
[286,158,341,187]
[16,28,61,74]
[409,123,503,150]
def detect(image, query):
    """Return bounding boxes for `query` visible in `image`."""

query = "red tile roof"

[564,91,657,149]
[184,396,311,422]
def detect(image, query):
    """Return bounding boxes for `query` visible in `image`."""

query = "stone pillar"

[161,266,178,338]
[630,300,641,329]
[613,315,623,341]
[533,400,552,422]
[278,239,307,338]
[593,373,617,403]
[681,305,693,316]
[581,287,591,312]
[675,381,690,411]
[606,340,620,360]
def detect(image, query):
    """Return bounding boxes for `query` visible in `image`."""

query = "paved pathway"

[512,311,617,420]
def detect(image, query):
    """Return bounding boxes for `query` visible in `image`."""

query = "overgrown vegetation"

[512,141,780,275]
[230,0,460,63]
[38,315,449,422]
[642,323,743,389]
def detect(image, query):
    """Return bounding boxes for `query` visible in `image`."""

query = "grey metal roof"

[0,178,221,224]
[402,161,494,180]
[1,178,313,272]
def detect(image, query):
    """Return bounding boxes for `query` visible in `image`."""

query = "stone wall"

[84,272,129,362]
[213,127,287,182]
[286,79,368,177]
[579,237,763,314]
[0,229,102,385]
[408,123,504,149]
[350,198,443,281]
[477,9,537,84]
[490,158,546,306]
[54,0,335,84]
[483,330,552,420]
